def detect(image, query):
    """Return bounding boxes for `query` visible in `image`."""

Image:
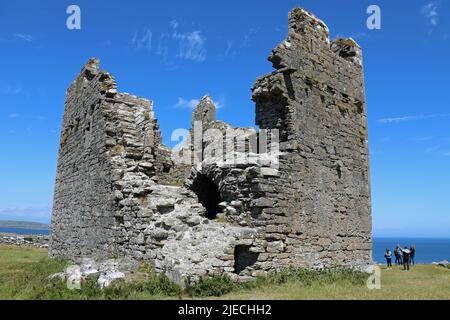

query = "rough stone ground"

[50,257,138,289]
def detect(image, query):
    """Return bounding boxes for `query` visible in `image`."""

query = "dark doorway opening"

[234,245,259,274]
[191,173,223,219]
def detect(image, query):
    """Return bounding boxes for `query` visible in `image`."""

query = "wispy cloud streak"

[131,21,207,63]
[414,136,433,141]
[130,28,152,51]
[175,96,224,109]
[421,1,440,31]
[12,33,34,42]
[242,27,259,47]
[377,114,450,124]
[1,84,22,95]
[173,30,206,62]
[0,33,35,42]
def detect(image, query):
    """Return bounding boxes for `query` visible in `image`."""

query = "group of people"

[384,244,415,270]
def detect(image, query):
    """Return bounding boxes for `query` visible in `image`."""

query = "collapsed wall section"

[173,8,372,271]
[185,8,372,270]
[49,60,259,283]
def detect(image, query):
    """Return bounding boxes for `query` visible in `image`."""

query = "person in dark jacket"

[410,244,415,266]
[402,246,411,270]
[394,246,400,265]
[395,245,403,266]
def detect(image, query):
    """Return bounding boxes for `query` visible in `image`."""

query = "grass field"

[1,244,449,300]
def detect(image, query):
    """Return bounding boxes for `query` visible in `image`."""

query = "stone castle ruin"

[50,8,372,283]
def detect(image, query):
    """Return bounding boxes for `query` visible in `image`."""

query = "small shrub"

[185,274,237,297]
[146,270,182,296]
[134,262,182,297]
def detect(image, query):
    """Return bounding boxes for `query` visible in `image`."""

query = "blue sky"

[0,0,449,237]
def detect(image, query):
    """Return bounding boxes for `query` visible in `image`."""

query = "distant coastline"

[0,220,49,230]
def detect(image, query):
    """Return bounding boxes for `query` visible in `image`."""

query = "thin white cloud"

[156,33,170,61]
[175,97,200,109]
[242,27,260,47]
[9,113,20,119]
[443,152,450,156]
[130,21,207,63]
[217,40,234,61]
[173,30,206,62]
[414,136,434,141]
[425,145,440,153]
[422,1,439,28]
[170,20,179,30]
[214,96,225,109]
[175,96,224,109]
[130,28,152,51]
[0,33,35,43]
[1,84,22,95]
[13,33,34,42]
[377,113,450,124]
[224,40,233,56]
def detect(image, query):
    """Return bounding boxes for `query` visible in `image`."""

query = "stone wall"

[50,59,119,259]
[50,58,172,260]
[250,8,372,268]
[50,7,372,284]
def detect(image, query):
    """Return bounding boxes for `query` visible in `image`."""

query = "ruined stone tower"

[50,8,372,283]
[49,58,171,258]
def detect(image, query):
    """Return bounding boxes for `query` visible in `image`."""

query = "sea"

[1,228,448,264]
[0,227,50,236]
[373,237,450,264]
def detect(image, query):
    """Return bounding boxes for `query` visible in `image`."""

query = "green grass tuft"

[184,268,367,297]
[185,274,237,297]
